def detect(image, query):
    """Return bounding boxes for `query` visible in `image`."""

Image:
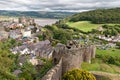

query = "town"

[0,2,120,79]
[0,16,120,80]
[0,17,56,78]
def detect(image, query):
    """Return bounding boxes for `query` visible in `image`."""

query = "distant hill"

[68,8,120,24]
[0,10,75,19]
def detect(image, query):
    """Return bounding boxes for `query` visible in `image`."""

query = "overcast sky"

[0,0,120,12]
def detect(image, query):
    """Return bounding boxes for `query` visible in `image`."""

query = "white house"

[20,48,30,55]
[21,29,31,38]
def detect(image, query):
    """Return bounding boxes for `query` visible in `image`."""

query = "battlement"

[53,42,96,75]
[42,41,96,80]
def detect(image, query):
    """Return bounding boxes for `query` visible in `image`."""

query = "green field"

[66,21,119,32]
[81,48,120,73]
[82,62,120,73]
[96,48,120,57]
[66,21,102,32]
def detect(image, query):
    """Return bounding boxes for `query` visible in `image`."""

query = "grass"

[96,48,120,57]
[100,63,115,73]
[66,21,102,32]
[81,62,120,73]
[66,21,119,32]
[82,48,120,73]
[82,62,100,71]
[109,64,120,73]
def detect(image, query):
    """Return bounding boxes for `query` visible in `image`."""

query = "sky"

[0,0,120,12]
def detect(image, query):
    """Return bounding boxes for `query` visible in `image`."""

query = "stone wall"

[41,59,62,80]
[42,41,96,80]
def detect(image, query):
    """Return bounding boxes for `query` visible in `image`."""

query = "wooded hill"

[68,8,120,24]
[0,10,75,19]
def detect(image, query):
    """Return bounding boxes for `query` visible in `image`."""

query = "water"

[35,18,59,27]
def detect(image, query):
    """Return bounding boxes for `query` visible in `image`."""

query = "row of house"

[19,17,35,26]
[10,40,53,59]
[1,21,24,30]
[10,40,53,66]
[0,26,39,41]
[5,23,24,29]
[0,17,41,41]
[98,35,120,42]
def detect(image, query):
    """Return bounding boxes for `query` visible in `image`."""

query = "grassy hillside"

[66,21,102,32]
[66,21,119,32]
[82,48,120,74]
[68,8,120,24]
[82,62,120,73]
[96,48,120,57]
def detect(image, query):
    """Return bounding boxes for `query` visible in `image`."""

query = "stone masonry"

[42,41,96,80]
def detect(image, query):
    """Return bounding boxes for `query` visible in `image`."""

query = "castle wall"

[41,59,62,80]
[52,43,65,65]
[52,44,96,75]
[42,43,96,80]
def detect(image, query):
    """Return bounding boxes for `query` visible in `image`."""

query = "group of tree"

[68,8,120,24]
[102,25,120,36]
[96,54,120,66]
[42,25,73,44]
[90,25,120,36]
[0,39,20,79]
[0,38,54,80]
[116,42,120,48]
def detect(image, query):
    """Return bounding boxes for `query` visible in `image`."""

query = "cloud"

[0,0,120,12]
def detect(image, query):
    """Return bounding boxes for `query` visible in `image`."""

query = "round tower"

[52,41,96,75]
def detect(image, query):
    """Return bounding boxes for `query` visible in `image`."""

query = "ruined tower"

[52,41,96,75]
[42,41,96,80]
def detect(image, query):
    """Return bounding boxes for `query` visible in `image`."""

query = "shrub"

[96,54,120,66]
[63,69,96,80]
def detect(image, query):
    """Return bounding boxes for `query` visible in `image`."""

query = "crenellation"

[42,41,96,80]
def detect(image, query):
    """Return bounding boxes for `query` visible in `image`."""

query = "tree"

[63,69,96,80]
[69,8,120,24]
[116,42,120,48]
[111,29,118,36]
[19,62,37,80]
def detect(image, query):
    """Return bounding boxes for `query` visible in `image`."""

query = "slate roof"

[11,39,53,59]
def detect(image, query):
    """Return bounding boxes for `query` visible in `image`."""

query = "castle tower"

[62,47,83,75]
[52,41,96,75]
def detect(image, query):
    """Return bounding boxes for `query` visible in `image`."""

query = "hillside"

[0,10,75,19]
[66,21,102,32]
[68,8,120,24]
[66,21,119,32]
